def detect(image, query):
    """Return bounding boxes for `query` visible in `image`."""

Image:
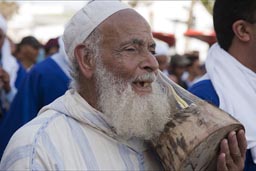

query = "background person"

[182,51,204,88]
[14,36,41,71]
[154,39,170,75]
[0,14,26,118]
[189,0,256,170]
[0,37,70,159]
[44,37,59,57]
[168,54,190,89]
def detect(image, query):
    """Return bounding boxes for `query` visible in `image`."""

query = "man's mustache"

[132,73,157,83]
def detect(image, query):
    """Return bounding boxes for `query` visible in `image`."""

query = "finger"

[228,131,241,163]
[237,129,247,158]
[217,153,228,171]
[221,138,235,169]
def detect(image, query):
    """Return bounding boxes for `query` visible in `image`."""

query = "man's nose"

[139,53,159,72]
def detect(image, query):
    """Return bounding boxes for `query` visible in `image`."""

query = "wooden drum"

[151,72,244,171]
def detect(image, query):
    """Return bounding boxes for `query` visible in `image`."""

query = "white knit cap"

[63,0,131,59]
[0,14,7,34]
[155,39,170,56]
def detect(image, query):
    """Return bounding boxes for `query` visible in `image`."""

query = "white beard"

[94,61,172,140]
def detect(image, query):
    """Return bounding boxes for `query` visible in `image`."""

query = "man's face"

[175,66,186,78]
[0,29,5,50]
[97,9,159,96]
[91,10,172,140]
[20,45,39,63]
[94,55,171,140]
[190,60,202,76]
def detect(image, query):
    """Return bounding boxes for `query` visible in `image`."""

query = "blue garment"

[15,61,27,89]
[188,79,219,106]
[189,79,256,171]
[0,61,26,119]
[0,57,70,159]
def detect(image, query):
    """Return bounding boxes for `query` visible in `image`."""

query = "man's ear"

[74,44,94,79]
[232,20,251,42]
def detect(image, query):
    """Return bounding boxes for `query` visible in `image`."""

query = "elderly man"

[0,1,246,170]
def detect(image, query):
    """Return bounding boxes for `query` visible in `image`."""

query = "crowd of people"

[154,44,204,90]
[0,15,70,158]
[0,0,254,170]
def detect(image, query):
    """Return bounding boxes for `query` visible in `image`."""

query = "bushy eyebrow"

[120,38,156,48]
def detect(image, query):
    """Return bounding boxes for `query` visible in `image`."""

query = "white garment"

[206,43,256,162]
[1,39,19,103]
[52,37,71,79]
[0,90,162,170]
[63,0,130,60]
[0,14,7,34]
[155,39,170,57]
[0,15,19,103]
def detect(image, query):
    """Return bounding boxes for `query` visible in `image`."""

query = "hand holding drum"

[150,72,246,171]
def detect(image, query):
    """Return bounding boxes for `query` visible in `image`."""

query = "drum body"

[152,72,243,171]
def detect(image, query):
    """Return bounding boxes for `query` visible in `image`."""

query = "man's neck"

[78,78,99,111]
[21,60,33,70]
[229,44,256,73]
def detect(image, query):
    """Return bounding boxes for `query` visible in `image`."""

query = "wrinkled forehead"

[98,9,154,44]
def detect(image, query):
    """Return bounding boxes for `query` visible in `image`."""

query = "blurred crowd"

[7,35,60,70]
[154,39,205,90]
[0,13,72,157]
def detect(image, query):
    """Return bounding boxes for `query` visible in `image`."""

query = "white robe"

[206,43,256,162]
[0,89,162,170]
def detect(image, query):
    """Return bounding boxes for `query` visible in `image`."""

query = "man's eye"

[125,48,136,52]
[151,50,156,55]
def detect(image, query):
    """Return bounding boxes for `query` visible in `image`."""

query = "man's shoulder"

[29,57,58,75]
[0,110,65,169]
[189,79,214,92]
[189,75,219,106]
[6,110,62,146]
[26,58,68,86]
